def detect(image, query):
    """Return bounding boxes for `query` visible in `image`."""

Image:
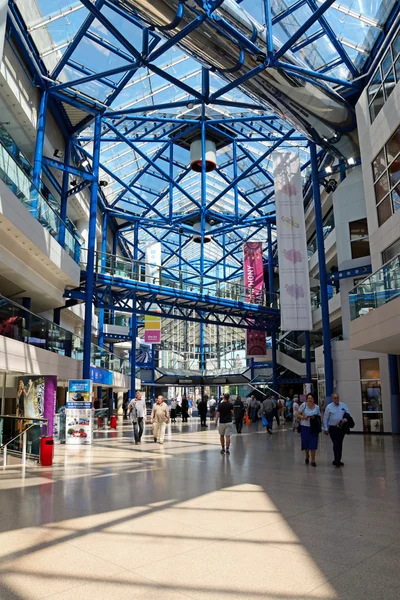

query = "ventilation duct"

[192,221,212,243]
[116,0,358,159]
[190,138,217,172]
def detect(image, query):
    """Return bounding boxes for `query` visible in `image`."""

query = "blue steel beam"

[275,0,337,59]
[83,114,102,379]
[310,141,333,403]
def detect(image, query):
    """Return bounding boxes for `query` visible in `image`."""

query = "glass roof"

[13,0,398,269]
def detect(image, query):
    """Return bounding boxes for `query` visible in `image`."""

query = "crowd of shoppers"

[126,389,354,469]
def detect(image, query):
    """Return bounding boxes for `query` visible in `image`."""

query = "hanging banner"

[145,242,161,343]
[273,152,312,331]
[243,242,267,357]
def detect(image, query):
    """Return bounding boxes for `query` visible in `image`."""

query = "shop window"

[349,219,369,259]
[360,358,383,433]
[372,125,400,225]
[382,237,400,264]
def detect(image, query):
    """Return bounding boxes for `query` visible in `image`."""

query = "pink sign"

[144,330,161,344]
[243,242,267,357]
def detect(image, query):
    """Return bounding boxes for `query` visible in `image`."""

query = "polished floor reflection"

[1,418,400,599]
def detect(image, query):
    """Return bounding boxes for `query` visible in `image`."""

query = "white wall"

[0,179,80,310]
[356,76,400,270]
[315,341,391,433]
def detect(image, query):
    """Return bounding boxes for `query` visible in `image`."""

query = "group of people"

[127,390,354,467]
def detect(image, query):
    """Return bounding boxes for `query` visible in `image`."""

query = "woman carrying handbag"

[297,394,321,467]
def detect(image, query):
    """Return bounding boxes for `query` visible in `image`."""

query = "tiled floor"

[1,418,400,599]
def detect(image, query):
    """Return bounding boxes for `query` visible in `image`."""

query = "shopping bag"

[261,416,268,428]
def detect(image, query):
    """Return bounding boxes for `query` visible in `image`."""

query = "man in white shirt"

[323,393,349,467]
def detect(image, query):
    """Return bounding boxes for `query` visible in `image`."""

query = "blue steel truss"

[7,0,400,395]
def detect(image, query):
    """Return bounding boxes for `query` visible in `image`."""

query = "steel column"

[199,111,206,371]
[305,330,312,384]
[310,142,333,403]
[98,211,108,350]
[59,140,71,249]
[31,89,48,217]
[267,223,277,390]
[83,114,102,379]
[130,222,139,400]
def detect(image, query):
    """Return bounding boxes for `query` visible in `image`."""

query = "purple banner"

[43,376,57,436]
[243,242,267,357]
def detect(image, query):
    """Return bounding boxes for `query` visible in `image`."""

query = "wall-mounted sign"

[90,366,113,386]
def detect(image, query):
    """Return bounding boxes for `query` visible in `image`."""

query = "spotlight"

[325,166,333,174]
[348,157,356,166]
[179,227,184,234]
[70,179,77,187]
[186,101,195,109]
[99,180,108,187]
[53,149,63,159]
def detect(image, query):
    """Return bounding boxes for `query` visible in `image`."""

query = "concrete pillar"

[117,392,124,415]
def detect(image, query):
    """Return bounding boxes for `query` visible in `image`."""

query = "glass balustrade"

[0,140,82,262]
[82,250,280,309]
[311,284,339,312]
[0,416,48,460]
[307,209,335,259]
[349,254,400,320]
[0,294,130,376]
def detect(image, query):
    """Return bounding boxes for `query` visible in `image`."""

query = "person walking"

[215,393,234,454]
[248,394,259,422]
[198,394,208,427]
[233,395,245,434]
[128,391,146,444]
[323,393,351,467]
[209,396,217,420]
[273,396,281,426]
[150,395,170,444]
[298,394,321,467]
[261,395,276,434]
[181,396,189,423]
[292,395,300,432]
[170,398,177,424]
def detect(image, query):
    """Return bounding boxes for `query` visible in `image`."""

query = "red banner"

[243,242,267,357]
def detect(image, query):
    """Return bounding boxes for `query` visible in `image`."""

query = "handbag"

[297,422,302,433]
[310,414,322,434]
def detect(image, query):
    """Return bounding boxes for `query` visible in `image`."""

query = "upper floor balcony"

[0,131,82,262]
[349,254,400,353]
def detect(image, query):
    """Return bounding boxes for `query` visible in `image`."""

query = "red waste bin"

[110,415,117,429]
[40,437,54,466]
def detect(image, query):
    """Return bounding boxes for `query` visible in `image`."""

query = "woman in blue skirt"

[298,394,321,467]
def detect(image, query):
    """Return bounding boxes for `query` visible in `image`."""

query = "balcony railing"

[349,254,400,320]
[0,140,82,262]
[0,294,131,376]
[82,250,280,309]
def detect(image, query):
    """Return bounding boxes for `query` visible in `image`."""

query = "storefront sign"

[243,241,267,357]
[90,366,113,386]
[273,152,312,331]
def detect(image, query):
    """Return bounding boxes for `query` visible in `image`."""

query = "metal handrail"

[1,423,35,467]
[80,249,280,308]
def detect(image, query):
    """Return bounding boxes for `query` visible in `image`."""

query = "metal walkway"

[64,251,280,331]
